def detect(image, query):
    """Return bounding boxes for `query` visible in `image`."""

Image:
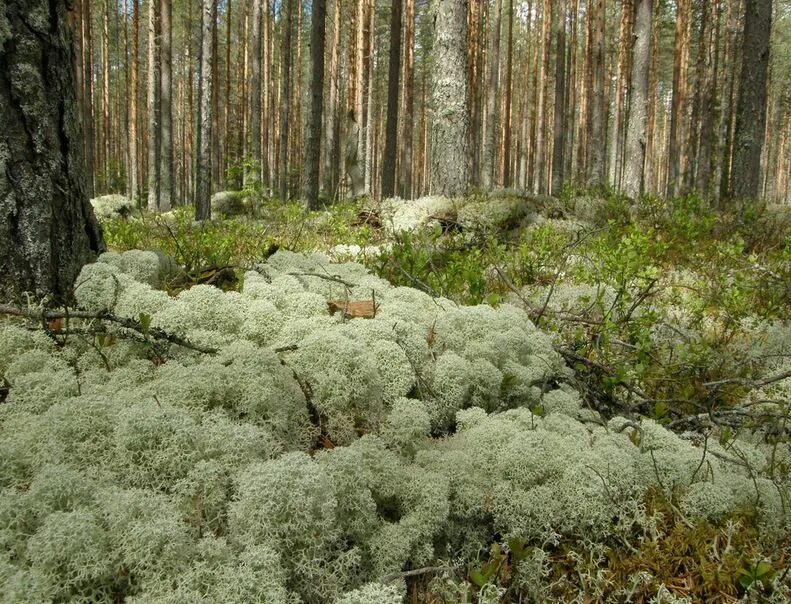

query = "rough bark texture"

[304,0,326,210]
[622,0,652,198]
[195,0,216,219]
[381,0,402,199]
[0,0,105,300]
[129,0,139,200]
[729,0,771,201]
[429,0,471,197]
[159,0,173,210]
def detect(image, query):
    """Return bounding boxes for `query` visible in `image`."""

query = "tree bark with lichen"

[0,0,105,301]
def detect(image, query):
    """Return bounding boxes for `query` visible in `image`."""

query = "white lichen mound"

[2,248,788,602]
[91,194,135,220]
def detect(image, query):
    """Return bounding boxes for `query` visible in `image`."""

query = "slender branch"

[0,304,218,355]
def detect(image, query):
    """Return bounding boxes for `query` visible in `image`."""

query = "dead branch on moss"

[0,304,218,355]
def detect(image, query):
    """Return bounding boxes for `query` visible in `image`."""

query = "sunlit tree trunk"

[622,0,652,198]
[429,0,471,196]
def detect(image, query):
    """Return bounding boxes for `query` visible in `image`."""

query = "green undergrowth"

[13,190,786,602]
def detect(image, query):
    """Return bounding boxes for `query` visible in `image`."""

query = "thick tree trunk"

[195,0,217,219]
[305,0,326,209]
[1,0,105,300]
[729,0,771,201]
[381,0,402,198]
[622,0,652,198]
[429,0,471,197]
[607,0,632,189]
[160,0,173,210]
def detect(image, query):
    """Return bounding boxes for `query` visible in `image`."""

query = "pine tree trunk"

[146,0,160,210]
[586,0,606,187]
[1,0,106,300]
[429,0,471,197]
[482,0,503,190]
[607,0,632,189]
[278,0,293,201]
[130,0,140,200]
[729,0,771,201]
[622,0,652,198]
[398,0,415,199]
[694,0,718,197]
[305,0,326,209]
[503,0,515,187]
[101,0,111,190]
[83,0,96,198]
[381,0,402,198]
[160,0,173,210]
[550,0,567,195]
[250,0,263,183]
[667,0,691,197]
[196,0,217,219]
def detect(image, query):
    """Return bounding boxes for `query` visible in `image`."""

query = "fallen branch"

[0,304,218,355]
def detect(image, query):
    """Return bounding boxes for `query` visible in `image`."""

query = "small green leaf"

[469,568,488,588]
[139,313,152,337]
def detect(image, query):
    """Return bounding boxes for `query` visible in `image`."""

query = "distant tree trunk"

[82,0,96,199]
[322,0,341,199]
[278,0,293,201]
[101,0,111,189]
[729,0,771,201]
[482,0,502,190]
[305,0,326,209]
[667,0,690,197]
[429,0,471,197]
[551,0,567,195]
[130,0,140,200]
[160,0,173,210]
[586,0,606,187]
[694,0,718,197]
[398,0,416,198]
[146,0,160,210]
[382,0,402,198]
[643,0,659,193]
[607,0,632,188]
[622,0,652,198]
[249,0,263,183]
[210,6,220,191]
[503,0,515,187]
[1,0,106,300]
[195,0,217,219]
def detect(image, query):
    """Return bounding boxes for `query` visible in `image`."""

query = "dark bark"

[305,0,326,209]
[551,0,567,195]
[195,0,217,219]
[278,0,293,202]
[249,0,263,183]
[729,0,771,201]
[0,0,105,300]
[160,0,173,210]
[381,0,402,198]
